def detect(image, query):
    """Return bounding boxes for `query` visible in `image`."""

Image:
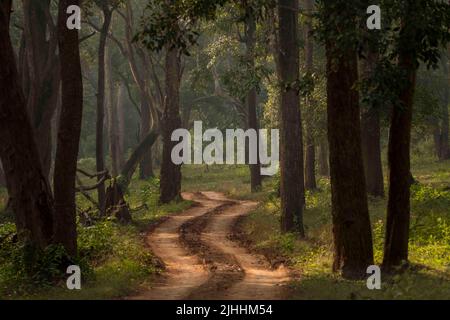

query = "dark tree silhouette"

[276,0,305,235]
[319,0,374,279]
[53,0,84,256]
[0,0,54,251]
[160,48,182,204]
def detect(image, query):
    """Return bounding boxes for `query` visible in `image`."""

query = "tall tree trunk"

[383,55,416,270]
[0,160,5,187]
[245,12,262,192]
[304,133,316,189]
[160,48,182,204]
[117,82,126,169]
[326,47,374,278]
[360,52,384,197]
[437,51,449,159]
[318,139,329,176]
[276,0,305,235]
[304,0,317,190]
[53,0,83,257]
[139,95,154,179]
[361,108,384,197]
[106,47,120,177]
[0,0,54,250]
[22,0,60,178]
[96,8,113,212]
[323,2,374,278]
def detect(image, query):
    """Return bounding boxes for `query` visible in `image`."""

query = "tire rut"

[129,191,290,300]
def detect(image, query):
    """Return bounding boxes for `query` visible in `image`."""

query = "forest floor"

[0,153,449,299]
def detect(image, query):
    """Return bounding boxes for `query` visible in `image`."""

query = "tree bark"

[22,0,60,178]
[106,47,120,177]
[117,82,126,169]
[276,0,305,235]
[361,107,384,197]
[318,139,329,176]
[139,95,154,179]
[53,0,84,257]
[245,12,262,192]
[96,8,113,212]
[323,2,374,277]
[0,160,5,187]
[435,51,449,160]
[0,0,54,250]
[383,54,416,270]
[160,48,182,204]
[104,130,159,218]
[360,52,384,197]
[304,0,317,190]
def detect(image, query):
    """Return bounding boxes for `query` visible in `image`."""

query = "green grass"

[237,158,450,300]
[182,164,270,201]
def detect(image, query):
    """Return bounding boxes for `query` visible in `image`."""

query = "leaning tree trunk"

[383,54,416,270]
[96,8,113,213]
[245,12,262,192]
[53,0,84,257]
[277,0,305,235]
[0,0,54,251]
[304,0,317,190]
[360,51,384,197]
[160,48,182,204]
[104,130,159,223]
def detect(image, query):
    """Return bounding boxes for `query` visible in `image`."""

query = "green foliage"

[77,221,115,262]
[361,0,450,109]
[136,0,228,54]
[0,230,90,298]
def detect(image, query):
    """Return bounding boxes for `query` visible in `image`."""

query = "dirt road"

[129,191,290,300]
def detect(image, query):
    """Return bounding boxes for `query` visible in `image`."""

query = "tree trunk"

[304,133,316,190]
[53,0,83,257]
[160,48,182,204]
[96,8,113,212]
[0,1,54,250]
[0,160,5,187]
[276,0,305,235]
[383,54,416,270]
[304,0,317,190]
[245,12,262,192]
[106,47,120,177]
[318,139,329,176]
[361,107,384,197]
[360,52,384,197]
[117,82,126,169]
[437,51,449,160]
[104,130,159,218]
[22,0,60,178]
[139,95,154,179]
[324,3,374,277]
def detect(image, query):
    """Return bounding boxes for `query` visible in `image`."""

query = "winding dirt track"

[129,191,290,300]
